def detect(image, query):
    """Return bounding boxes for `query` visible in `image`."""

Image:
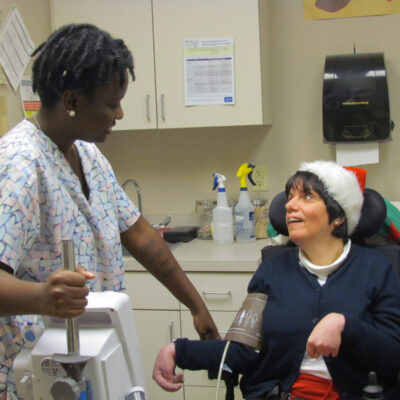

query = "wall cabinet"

[51,0,156,130]
[51,0,271,130]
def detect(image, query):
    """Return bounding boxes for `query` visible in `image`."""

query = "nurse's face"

[73,70,128,143]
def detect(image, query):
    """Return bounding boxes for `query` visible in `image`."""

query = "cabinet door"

[51,0,157,130]
[134,310,184,400]
[152,0,271,129]
[181,310,245,400]
[184,385,244,400]
[181,310,236,387]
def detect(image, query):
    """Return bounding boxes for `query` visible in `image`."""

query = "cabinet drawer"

[124,272,180,310]
[184,385,244,400]
[181,310,241,387]
[182,272,252,311]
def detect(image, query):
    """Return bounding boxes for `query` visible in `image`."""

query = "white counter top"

[123,238,274,272]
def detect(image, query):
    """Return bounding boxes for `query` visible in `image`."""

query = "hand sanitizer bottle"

[212,173,234,245]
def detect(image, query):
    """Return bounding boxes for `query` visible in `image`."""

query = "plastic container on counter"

[195,200,216,239]
[253,199,269,239]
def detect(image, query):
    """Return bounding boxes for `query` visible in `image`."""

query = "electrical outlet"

[252,165,268,191]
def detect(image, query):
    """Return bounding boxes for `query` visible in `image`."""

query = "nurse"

[0,23,218,399]
[153,161,400,400]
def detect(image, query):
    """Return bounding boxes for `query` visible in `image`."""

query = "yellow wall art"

[304,0,400,20]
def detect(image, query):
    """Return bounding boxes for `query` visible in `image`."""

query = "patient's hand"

[306,313,345,358]
[153,343,184,391]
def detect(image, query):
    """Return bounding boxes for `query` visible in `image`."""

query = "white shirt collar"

[298,239,352,281]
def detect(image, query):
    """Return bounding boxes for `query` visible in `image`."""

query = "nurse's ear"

[62,89,78,117]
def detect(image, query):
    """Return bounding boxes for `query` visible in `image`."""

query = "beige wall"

[2,1,400,215]
[99,0,400,215]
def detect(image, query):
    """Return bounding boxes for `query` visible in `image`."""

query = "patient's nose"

[285,196,299,211]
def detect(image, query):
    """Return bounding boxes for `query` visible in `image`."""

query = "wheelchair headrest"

[269,188,387,240]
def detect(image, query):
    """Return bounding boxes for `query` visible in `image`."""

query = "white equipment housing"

[14,291,147,400]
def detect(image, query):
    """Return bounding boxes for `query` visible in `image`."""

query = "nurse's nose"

[116,105,124,120]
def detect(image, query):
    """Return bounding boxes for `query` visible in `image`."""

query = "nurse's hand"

[306,312,345,358]
[193,308,220,340]
[39,266,95,318]
[153,343,184,391]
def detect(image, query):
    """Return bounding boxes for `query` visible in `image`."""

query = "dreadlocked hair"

[31,24,135,108]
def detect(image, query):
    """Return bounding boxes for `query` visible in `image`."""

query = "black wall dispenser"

[323,52,392,142]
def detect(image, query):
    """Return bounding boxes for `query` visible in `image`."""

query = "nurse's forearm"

[121,217,206,312]
[123,218,219,339]
[0,268,45,316]
[0,265,92,318]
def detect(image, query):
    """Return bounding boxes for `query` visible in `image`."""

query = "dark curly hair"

[31,23,135,108]
[285,170,348,242]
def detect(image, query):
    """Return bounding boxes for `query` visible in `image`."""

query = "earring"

[68,110,76,117]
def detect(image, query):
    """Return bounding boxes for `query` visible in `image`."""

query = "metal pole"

[62,240,80,356]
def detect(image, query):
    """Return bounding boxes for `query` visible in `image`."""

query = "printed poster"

[304,0,400,20]
[19,77,41,118]
[184,37,235,106]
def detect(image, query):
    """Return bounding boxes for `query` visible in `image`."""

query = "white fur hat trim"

[298,160,364,235]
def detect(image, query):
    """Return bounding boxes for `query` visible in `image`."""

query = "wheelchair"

[223,187,400,400]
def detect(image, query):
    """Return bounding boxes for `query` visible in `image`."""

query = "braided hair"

[31,23,135,108]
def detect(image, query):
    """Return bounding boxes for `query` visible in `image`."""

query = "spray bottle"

[235,163,256,242]
[212,173,234,245]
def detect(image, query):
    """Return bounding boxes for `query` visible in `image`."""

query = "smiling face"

[285,180,336,247]
[70,70,129,143]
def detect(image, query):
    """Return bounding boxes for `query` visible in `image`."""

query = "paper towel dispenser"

[323,52,391,142]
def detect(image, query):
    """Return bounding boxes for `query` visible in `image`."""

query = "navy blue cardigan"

[175,246,400,399]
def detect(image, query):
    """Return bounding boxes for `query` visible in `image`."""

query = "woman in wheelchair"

[153,160,400,400]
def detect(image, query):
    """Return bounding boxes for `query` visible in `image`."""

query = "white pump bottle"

[212,173,234,245]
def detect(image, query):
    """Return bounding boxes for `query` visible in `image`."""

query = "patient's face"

[285,185,334,246]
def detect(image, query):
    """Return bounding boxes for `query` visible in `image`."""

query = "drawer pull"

[160,94,166,121]
[145,94,151,121]
[169,321,174,342]
[202,291,232,296]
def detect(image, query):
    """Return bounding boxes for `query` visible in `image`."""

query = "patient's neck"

[300,237,344,266]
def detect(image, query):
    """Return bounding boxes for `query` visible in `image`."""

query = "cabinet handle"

[169,321,174,342]
[160,94,166,121]
[202,291,232,296]
[145,94,151,121]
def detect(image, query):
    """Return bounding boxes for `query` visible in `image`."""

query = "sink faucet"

[121,178,143,214]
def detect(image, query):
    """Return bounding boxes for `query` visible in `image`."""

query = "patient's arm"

[306,313,345,358]
[153,338,262,391]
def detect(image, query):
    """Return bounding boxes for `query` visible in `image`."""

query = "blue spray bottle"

[212,173,234,245]
[235,163,256,242]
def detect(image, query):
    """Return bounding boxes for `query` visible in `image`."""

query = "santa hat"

[298,160,364,235]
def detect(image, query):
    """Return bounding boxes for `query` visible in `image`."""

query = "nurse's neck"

[33,109,76,156]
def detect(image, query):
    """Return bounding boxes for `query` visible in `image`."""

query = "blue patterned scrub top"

[0,119,140,398]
